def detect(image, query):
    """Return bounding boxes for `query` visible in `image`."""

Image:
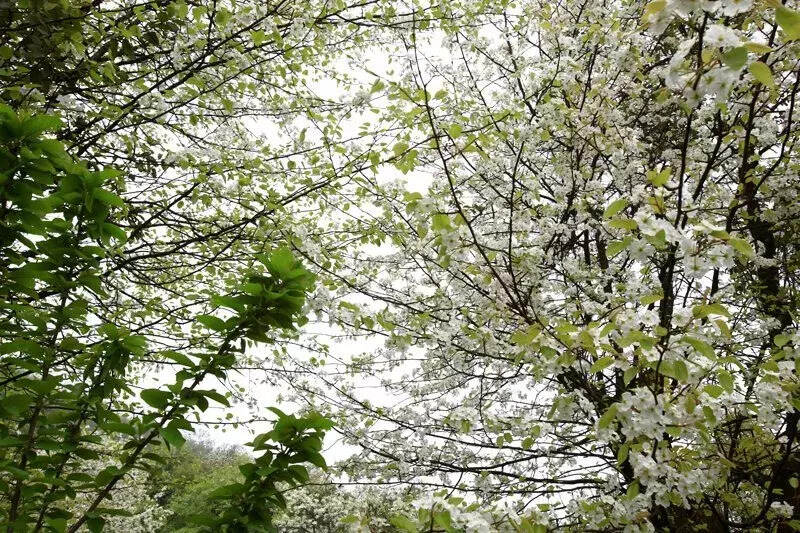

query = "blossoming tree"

[288,0,800,530]
[3,0,800,530]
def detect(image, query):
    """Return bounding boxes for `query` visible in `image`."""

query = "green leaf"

[749,61,775,87]
[161,350,194,367]
[266,406,288,419]
[672,360,689,382]
[617,444,629,465]
[718,369,734,392]
[640,291,663,305]
[722,47,748,70]
[0,394,32,416]
[776,6,800,41]
[101,223,127,242]
[392,142,408,157]
[160,426,186,449]
[305,451,328,470]
[0,463,30,479]
[590,356,614,373]
[729,237,755,257]
[21,115,62,137]
[140,389,171,409]
[623,366,637,386]
[251,30,266,45]
[703,405,718,425]
[0,437,25,447]
[598,404,618,429]
[433,509,453,529]
[642,0,666,22]
[211,294,246,312]
[432,213,452,232]
[682,336,715,359]
[745,42,772,54]
[86,517,105,533]
[646,168,671,187]
[45,518,67,533]
[198,389,230,407]
[603,198,628,219]
[510,326,540,346]
[606,238,631,257]
[693,303,730,319]
[658,361,677,380]
[704,384,724,398]
[608,218,638,230]
[121,335,146,353]
[196,314,227,332]
[241,282,263,296]
[774,334,790,347]
[208,483,246,499]
[92,188,125,208]
[447,124,463,138]
[101,422,137,436]
[645,229,667,249]
[619,330,655,349]
[685,394,697,414]
[390,515,418,532]
[269,247,295,275]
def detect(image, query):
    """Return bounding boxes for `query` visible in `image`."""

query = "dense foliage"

[0,104,330,531]
[292,0,800,530]
[2,0,800,531]
[1,0,350,528]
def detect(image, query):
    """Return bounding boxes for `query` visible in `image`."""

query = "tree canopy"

[2,0,800,531]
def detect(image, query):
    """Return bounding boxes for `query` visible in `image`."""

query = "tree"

[1,0,380,529]
[275,479,414,532]
[287,0,800,530]
[0,90,329,533]
[0,0,400,341]
[148,437,245,532]
[145,436,415,533]
[4,0,800,531]
[0,0,403,480]
[64,439,172,533]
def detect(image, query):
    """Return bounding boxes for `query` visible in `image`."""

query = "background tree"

[142,435,415,532]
